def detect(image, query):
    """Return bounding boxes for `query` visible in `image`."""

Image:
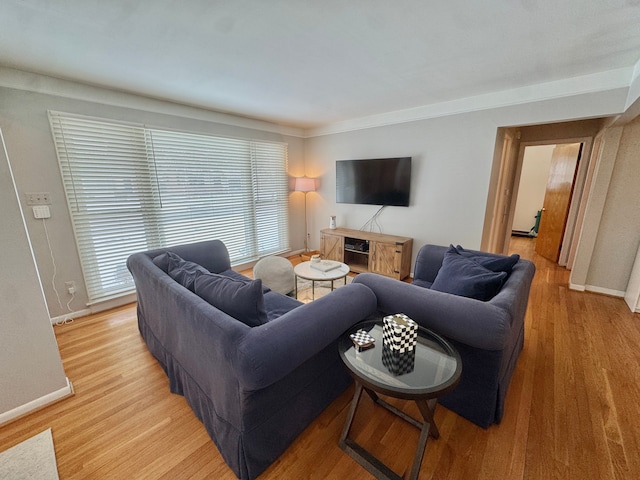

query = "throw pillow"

[411,278,433,289]
[155,251,210,291]
[152,252,171,272]
[219,268,271,294]
[193,273,268,327]
[452,245,520,274]
[432,251,507,301]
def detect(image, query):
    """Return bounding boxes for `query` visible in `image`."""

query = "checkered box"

[382,343,416,375]
[350,329,375,351]
[382,313,418,353]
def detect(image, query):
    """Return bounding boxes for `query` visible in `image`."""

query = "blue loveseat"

[127,240,377,479]
[354,244,535,428]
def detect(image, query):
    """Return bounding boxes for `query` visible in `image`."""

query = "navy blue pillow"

[152,252,171,272]
[156,251,211,291]
[412,278,433,289]
[263,291,303,322]
[432,251,507,301]
[193,273,268,327]
[219,268,271,294]
[452,245,520,274]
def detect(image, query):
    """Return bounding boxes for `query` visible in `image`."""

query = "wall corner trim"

[569,282,586,292]
[0,378,74,427]
[585,285,626,298]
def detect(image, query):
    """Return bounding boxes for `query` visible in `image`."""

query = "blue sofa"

[127,240,377,479]
[353,244,535,428]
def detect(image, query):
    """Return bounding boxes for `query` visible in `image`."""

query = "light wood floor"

[2,237,639,479]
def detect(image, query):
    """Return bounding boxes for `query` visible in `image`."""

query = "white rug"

[296,275,353,303]
[0,429,59,480]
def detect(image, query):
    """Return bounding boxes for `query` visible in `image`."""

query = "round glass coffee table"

[338,319,462,480]
[293,260,350,300]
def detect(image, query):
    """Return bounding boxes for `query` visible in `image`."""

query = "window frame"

[49,111,290,303]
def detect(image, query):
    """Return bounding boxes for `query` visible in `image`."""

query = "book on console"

[310,260,341,272]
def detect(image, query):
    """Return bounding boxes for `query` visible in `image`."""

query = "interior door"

[535,143,582,262]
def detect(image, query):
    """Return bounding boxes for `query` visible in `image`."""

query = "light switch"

[33,205,51,219]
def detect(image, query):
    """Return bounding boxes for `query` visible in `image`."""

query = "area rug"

[296,275,353,303]
[0,428,59,480]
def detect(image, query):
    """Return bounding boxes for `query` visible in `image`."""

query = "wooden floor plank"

[1,237,640,479]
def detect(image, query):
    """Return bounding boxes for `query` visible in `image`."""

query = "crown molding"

[2,65,634,140]
[625,58,640,110]
[304,67,634,138]
[0,67,305,138]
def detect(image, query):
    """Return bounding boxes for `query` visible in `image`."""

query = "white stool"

[253,256,295,296]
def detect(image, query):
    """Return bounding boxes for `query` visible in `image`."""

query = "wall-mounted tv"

[336,157,411,207]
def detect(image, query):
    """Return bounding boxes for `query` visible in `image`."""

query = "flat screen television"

[336,157,411,207]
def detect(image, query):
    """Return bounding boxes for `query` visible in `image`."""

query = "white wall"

[512,145,554,233]
[0,130,69,421]
[305,112,497,252]
[305,88,629,270]
[1,69,637,316]
[0,78,305,318]
[586,118,640,293]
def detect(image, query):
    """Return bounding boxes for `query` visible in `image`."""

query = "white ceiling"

[2,0,640,129]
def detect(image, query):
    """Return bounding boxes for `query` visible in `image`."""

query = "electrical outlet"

[65,281,76,295]
[25,192,51,205]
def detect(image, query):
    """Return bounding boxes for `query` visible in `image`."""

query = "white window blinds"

[49,111,289,303]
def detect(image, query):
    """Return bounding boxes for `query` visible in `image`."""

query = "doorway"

[482,119,606,266]
[512,143,582,263]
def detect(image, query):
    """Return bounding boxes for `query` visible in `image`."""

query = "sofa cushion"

[263,291,303,321]
[152,252,172,272]
[453,245,520,274]
[219,268,271,294]
[432,251,507,301]
[412,278,433,289]
[154,251,210,291]
[193,272,268,327]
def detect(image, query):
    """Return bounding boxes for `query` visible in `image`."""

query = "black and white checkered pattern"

[382,313,418,353]
[382,344,416,375]
[350,329,375,351]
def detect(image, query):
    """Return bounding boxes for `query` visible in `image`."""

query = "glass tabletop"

[339,319,462,398]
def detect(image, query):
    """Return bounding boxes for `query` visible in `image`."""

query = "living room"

[1,2,640,479]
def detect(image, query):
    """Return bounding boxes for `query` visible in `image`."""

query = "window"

[49,112,289,303]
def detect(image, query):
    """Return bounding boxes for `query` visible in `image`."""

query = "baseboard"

[50,309,91,325]
[0,377,74,427]
[51,293,140,324]
[88,293,137,314]
[569,282,586,292]
[569,283,625,298]
[585,285,626,297]
[624,298,640,313]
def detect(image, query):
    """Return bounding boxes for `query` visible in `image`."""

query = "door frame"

[486,128,519,254]
[485,135,594,265]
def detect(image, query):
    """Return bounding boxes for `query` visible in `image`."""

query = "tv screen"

[336,157,411,207]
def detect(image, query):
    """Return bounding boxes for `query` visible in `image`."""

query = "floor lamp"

[294,177,316,252]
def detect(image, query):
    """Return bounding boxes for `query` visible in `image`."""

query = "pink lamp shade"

[294,177,316,192]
